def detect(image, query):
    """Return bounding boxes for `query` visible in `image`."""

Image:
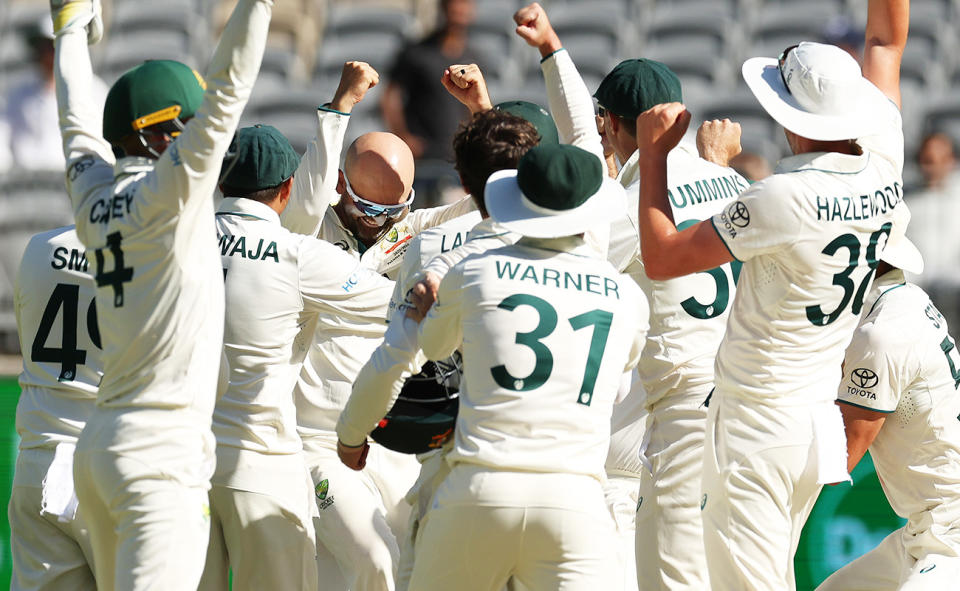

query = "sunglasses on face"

[778,44,799,94]
[343,175,415,219]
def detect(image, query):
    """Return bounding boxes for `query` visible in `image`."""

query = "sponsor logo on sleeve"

[847,368,879,400]
[718,201,749,238]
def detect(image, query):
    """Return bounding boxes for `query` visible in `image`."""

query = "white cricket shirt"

[56,0,271,427]
[838,270,960,554]
[14,227,100,450]
[711,98,905,404]
[336,216,516,446]
[215,198,392,467]
[622,146,748,406]
[419,237,649,479]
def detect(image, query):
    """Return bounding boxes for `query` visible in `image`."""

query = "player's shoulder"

[27,225,81,250]
[857,283,930,348]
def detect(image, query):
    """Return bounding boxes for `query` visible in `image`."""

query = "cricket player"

[383,143,647,590]
[631,0,909,588]
[10,226,99,590]
[816,206,960,589]
[52,0,273,587]
[338,106,542,590]
[513,5,749,588]
[199,125,395,591]
[270,61,494,591]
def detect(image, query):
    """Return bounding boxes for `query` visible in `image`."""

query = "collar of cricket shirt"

[516,234,596,258]
[114,156,155,179]
[466,218,515,243]
[617,149,641,188]
[775,149,870,176]
[216,197,280,225]
[863,267,907,317]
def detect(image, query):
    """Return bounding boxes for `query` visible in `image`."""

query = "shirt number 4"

[489,294,613,406]
[94,232,134,307]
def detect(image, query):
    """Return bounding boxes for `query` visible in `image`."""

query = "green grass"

[0,377,21,588]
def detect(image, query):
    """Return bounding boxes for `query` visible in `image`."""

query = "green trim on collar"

[776,152,871,176]
[867,282,907,317]
[540,47,566,64]
[709,217,741,262]
[837,398,895,414]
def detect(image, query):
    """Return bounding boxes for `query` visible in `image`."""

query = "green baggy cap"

[103,59,206,144]
[221,125,300,194]
[494,100,560,145]
[594,59,682,120]
[517,143,602,211]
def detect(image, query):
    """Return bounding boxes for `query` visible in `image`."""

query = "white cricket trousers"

[604,474,642,591]
[73,411,213,591]
[408,464,618,591]
[816,527,960,590]
[635,392,710,591]
[701,393,823,591]
[199,484,318,591]
[304,436,418,591]
[9,447,95,591]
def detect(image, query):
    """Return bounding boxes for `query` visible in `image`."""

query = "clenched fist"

[697,119,742,167]
[441,64,493,114]
[331,61,379,114]
[514,3,562,57]
[635,102,691,160]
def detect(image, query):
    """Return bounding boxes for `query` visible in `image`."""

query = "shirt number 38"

[490,294,614,406]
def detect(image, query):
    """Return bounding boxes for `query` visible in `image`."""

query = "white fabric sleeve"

[407,195,477,235]
[857,98,905,176]
[541,49,605,165]
[418,266,465,361]
[836,324,901,413]
[54,28,117,232]
[137,0,273,214]
[625,282,649,373]
[298,237,394,323]
[336,313,423,446]
[710,175,803,261]
[281,108,350,236]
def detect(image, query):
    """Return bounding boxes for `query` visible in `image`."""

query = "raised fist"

[331,61,380,114]
[635,103,691,159]
[697,119,742,167]
[514,3,562,57]
[440,64,492,114]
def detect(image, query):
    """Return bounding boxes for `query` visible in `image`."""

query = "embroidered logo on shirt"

[315,479,335,510]
[386,227,399,243]
[851,368,879,389]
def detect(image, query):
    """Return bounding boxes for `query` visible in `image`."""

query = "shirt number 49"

[489,294,613,406]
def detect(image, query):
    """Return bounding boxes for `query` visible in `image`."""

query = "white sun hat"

[742,42,890,141]
[484,144,626,238]
[880,202,924,274]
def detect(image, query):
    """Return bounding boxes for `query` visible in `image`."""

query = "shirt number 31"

[490,294,613,406]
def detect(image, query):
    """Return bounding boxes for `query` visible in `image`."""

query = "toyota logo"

[728,202,750,228]
[851,368,879,389]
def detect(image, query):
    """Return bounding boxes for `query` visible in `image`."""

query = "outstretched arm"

[282,61,378,236]
[635,103,734,280]
[515,3,604,162]
[862,0,909,108]
[54,1,115,230]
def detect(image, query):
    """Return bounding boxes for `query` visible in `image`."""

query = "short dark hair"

[453,110,540,215]
[611,111,637,138]
[221,181,285,203]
